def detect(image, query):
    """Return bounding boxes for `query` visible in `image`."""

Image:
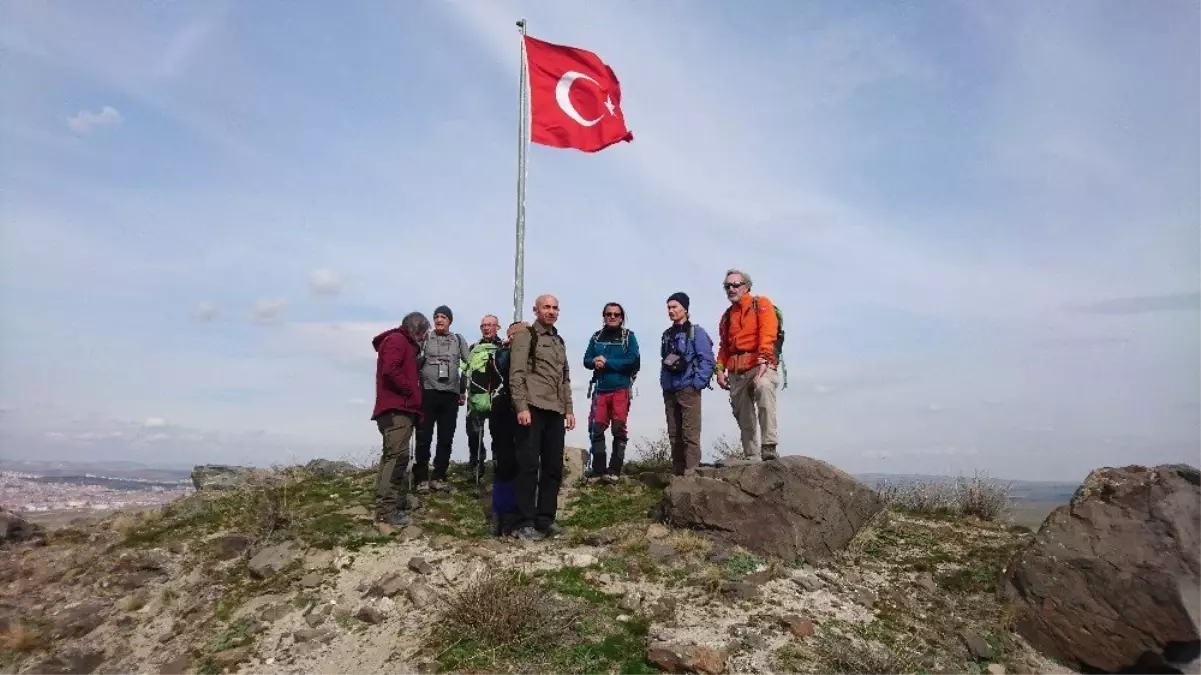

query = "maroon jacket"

[371,326,423,422]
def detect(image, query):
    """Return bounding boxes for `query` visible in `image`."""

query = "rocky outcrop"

[1001,463,1201,673]
[190,465,258,491]
[303,459,357,478]
[659,456,882,562]
[1,508,45,546]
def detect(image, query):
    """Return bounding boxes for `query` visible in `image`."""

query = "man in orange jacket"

[715,268,780,461]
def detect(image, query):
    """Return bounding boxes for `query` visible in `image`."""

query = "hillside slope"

[1,462,1068,675]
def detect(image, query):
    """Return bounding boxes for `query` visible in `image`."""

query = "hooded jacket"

[372,327,423,421]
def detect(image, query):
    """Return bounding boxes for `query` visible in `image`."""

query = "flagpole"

[511,18,530,325]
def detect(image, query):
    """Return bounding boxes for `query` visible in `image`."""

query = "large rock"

[304,459,357,478]
[0,508,45,546]
[659,456,882,562]
[248,541,303,579]
[564,446,588,483]
[190,465,258,491]
[1001,463,1201,673]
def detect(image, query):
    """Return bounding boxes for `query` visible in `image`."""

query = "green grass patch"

[561,482,660,531]
[538,566,613,604]
[121,467,388,552]
[722,552,766,578]
[427,567,654,674]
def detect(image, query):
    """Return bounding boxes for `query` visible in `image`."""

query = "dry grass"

[710,434,743,462]
[632,429,672,467]
[804,626,927,674]
[0,621,44,652]
[829,637,926,674]
[436,568,580,655]
[669,530,712,556]
[875,471,1013,521]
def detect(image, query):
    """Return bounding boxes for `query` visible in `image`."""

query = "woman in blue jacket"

[659,292,716,475]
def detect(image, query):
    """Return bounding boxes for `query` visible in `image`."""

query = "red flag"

[523,35,634,153]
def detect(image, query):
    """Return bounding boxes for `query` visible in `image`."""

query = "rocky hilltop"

[1,453,1196,675]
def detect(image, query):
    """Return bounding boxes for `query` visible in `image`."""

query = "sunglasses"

[723,282,746,290]
[603,311,622,318]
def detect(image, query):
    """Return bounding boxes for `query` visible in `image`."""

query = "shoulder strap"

[526,325,539,367]
[720,306,735,344]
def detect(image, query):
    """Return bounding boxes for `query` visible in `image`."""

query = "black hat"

[433,305,453,323]
[667,292,690,311]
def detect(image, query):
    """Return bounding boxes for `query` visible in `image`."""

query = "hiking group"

[368,268,787,541]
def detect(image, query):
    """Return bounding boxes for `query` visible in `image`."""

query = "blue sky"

[1,0,1197,481]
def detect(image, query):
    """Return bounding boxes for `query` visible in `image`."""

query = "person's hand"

[752,363,768,386]
[594,355,606,369]
[565,414,576,431]
[717,370,730,390]
[458,394,467,406]
[517,411,532,426]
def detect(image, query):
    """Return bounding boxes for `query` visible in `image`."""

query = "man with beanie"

[582,302,640,483]
[660,292,715,475]
[413,305,471,492]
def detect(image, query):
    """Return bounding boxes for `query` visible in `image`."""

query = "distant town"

[0,460,193,518]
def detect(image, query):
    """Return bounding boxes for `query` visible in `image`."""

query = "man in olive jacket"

[507,294,576,541]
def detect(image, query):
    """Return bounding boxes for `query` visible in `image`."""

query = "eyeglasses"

[723,282,746,290]
[603,312,622,318]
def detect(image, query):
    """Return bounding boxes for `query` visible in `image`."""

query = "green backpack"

[464,341,502,414]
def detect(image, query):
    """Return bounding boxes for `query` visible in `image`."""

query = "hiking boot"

[602,474,620,485]
[761,445,779,461]
[415,482,431,494]
[511,526,545,541]
[430,480,451,492]
[538,523,565,539]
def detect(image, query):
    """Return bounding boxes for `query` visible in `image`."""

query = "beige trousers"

[728,367,779,458]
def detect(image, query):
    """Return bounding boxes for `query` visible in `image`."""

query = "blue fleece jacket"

[583,327,640,393]
[659,322,716,393]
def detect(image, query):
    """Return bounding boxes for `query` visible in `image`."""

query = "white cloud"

[192,300,220,321]
[67,105,123,134]
[310,268,341,296]
[143,417,167,428]
[250,298,287,324]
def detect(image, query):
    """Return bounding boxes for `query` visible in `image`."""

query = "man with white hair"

[715,269,782,461]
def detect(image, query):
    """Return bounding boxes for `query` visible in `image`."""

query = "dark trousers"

[466,410,491,466]
[414,389,459,483]
[513,406,565,531]
[664,388,702,475]
[489,399,520,535]
[490,400,519,483]
[374,411,416,519]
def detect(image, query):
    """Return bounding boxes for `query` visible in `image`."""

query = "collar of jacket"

[532,321,558,336]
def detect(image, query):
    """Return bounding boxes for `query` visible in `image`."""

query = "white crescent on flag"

[555,71,603,127]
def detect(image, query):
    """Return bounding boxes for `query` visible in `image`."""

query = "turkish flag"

[523,35,634,153]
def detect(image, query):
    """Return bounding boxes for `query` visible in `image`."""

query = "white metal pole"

[511,19,530,325]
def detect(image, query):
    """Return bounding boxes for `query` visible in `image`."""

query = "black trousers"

[513,406,565,531]
[490,399,519,483]
[414,389,459,483]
